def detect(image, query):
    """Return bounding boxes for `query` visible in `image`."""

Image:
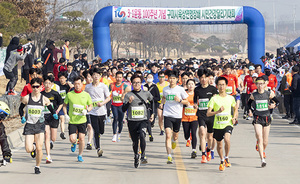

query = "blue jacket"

[152,72,159,84]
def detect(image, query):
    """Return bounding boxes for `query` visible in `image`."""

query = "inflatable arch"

[93,6,265,68]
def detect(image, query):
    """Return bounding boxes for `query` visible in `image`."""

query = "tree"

[0,2,29,46]
[230,25,247,53]
[227,48,240,55]
[195,44,209,52]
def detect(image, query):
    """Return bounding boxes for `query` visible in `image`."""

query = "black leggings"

[182,121,198,149]
[0,123,11,157]
[128,120,147,157]
[244,94,251,114]
[90,115,105,149]
[3,68,18,92]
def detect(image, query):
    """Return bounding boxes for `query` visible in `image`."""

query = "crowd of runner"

[0,37,300,174]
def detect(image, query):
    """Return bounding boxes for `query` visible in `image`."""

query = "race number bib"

[28,108,42,117]
[131,106,145,119]
[184,106,197,116]
[92,98,103,108]
[73,104,84,116]
[112,91,122,103]
[216,112,230,124]
[198,98,209,110]
[255,100,268,111]
[59,90,66,99]
[226,87,233,94]
[166,95,175,101]
[43,102,53,114]
[160,92,163,100]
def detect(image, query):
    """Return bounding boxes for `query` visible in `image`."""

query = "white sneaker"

[117,133,121,142]
[112,134,117,142]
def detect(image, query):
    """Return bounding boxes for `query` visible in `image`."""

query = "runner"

[41,75,63,163]
[247,76,279,167]
[207,77,238,171]
[123,74,154,168]
[56,71,72,140]
[156,71,169,135]
[159,70,188,164]
[181,79,198,158]
[19,77,58,174]
[243,66,255,119]
[109,71,130,142]
[85,68,111,157]
[63,76,93,162]
[0,101,12,165]
[194,69,218,163]
[220,64,238,97]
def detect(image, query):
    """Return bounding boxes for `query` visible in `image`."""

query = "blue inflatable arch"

[93,6,265,68]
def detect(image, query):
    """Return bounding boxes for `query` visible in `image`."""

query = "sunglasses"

[32,85,40,88]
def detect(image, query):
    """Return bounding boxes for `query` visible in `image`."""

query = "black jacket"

[5,37,19,63]
[290,73,300,97]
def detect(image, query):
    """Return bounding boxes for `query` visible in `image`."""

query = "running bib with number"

[43,102,53,114]
[226,87,233,94]
[184,106,197,116]
[160,92,163,100]
[112,93,122,103]
[255,100,268,111]
[198,98,209,110]
[131,106,145,119]
[73,104,84,116]
[216,112,230,124]
[28,108,42,116]
[166,95,175,101]
[59,90,66,99]
[92,98,103,108]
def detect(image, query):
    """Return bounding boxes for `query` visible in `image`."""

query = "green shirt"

[64,91,92,124]
[207,94,236,129]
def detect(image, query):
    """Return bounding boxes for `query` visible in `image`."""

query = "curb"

[7,126,24,149]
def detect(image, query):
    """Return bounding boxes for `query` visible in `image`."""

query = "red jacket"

[267,74,278,90]
[53,63,67,81]
[248,82,257,94]
[244,75,253,94]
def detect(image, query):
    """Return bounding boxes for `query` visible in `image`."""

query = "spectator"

[42,41,55,76]
[53,58,68,81]
[62,39,70,61]
[66,62,78,83]
[289,66,300,124]
[280,67,293,119]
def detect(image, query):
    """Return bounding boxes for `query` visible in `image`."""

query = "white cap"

[173,59,177,64]
[252,73,258,78]
[159,60,164,64]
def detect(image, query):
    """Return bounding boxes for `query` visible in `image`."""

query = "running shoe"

[171,140,177,149]
[97,148,103,157]
[219,163,225,171]
[46,157,52,164]
[141,156,148,164]
[167,156,173,164]
[60,132,66,140]
[225,158,231,167]
[261,161,267,167]
[207,151,211,161]
[201,155,207,163]
[34,166,41,174]
[186,139,191,147]
[263,152,266,159]
[149,135,154,142]
[112,134,117,142]
[117,133,121,142]
[87,143,92,150]
[3,156,12,163]
[7,91,17,96]
[134,154,140,168]
[160,130,164,136]
[71,143,77,152]
[77,155,84,162]
[243,114,247,119]
[191,151,197,159]
[211,150,215,159]
[50,141,53,150]
[31,143,36,158]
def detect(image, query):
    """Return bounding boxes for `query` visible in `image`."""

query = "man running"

[19,78,58,174]
[247,76,279,167]
[159,70,188,164]
[123,74,154,168]
[207,77,238,171]
[63,76,93,162]
[85,68,111,157]
[41,75,63,164]
[194,69,218,163]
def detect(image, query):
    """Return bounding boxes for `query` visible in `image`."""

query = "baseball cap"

[252,73,258,78]
[249,66,255,70]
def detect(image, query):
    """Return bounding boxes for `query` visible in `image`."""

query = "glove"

[65,115,70,123]
[82,109,87,116]
[21,117,26,124]
[53,114,58,120]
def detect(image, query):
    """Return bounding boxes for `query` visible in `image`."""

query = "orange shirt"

[182,92,197,122]
[285,73,293,90]
[237,69,243,77]
[220,74,238,95]
[267,74,278,90]
[109,75,116,83]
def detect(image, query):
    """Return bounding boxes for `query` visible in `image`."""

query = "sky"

[92,0,299,25]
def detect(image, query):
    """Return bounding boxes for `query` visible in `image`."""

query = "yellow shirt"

[156,81,169,103]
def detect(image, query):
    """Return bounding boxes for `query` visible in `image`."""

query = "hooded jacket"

[5,37,19,63]
[4,49,27,72]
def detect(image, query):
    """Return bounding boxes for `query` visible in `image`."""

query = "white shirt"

[163,85,188,118]
[85,82,110,116]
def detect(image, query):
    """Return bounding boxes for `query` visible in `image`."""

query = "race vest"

[131,106,145,119]
[255,100,268,111]
[72,104,84,116]
[111,83,124,106]
[198,98,209,110]
[184,106,197,116]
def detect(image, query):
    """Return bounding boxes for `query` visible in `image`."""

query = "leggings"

[90,115,105,149]
[182,121,198,149]
[3,68,18,92]
[0,123,11,157]
[128,120,147,157]
[111,105,124,134]
[106,100,111,117]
